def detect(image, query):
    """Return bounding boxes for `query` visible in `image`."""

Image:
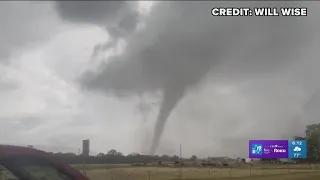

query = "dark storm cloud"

[55,1,141,58]
[78,1,320,154]
[81,1,312,92]
[55,1,132,25]
[54,1,140,37]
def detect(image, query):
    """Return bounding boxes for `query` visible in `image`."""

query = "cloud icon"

[293,146,301,152]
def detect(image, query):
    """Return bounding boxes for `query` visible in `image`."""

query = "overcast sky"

[1,1,320,158]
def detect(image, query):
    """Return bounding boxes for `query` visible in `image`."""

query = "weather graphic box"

[288,140,307,158]
[249,140,289,158]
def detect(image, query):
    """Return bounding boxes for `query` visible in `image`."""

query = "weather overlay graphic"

[249,140,307,159]
[288,140,307,158]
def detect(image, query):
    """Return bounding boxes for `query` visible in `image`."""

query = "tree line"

[51,150,186,164]
[50,123,320,164]
[258,123,320,163]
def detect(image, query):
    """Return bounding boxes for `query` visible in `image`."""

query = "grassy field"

[75,164,320,180]
[2,164,320,180]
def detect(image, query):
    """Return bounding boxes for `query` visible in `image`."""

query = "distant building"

[278,158,296,164]
[244,158,261,164]
[207,157,237,164]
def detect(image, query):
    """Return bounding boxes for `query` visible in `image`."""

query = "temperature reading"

[294,153,301,158]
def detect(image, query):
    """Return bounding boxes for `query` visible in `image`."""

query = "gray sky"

[1,1,320,158]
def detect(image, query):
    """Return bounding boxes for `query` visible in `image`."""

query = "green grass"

[71,164,130,170]
[77,164,320,180]
[2,164,320,180]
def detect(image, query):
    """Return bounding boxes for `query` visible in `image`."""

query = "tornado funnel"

[149,85,185,155]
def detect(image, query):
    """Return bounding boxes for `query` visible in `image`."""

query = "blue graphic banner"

[288,140,307,158]
[249,140,307,159]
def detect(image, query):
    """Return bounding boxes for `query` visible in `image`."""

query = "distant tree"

[305,123,320,162]
[153,155,159,161]
[65,152,77,156]
[116,151,124,156]
[160,155,170,161]
[107,149,117,155]
[41,123,320,165]
[291,123,320,162]
[127,153,140,156]
[190,155,198,161]
[294,136,306,140]
[107,149,123,156]
[260,158,277,163]
[97,153,105,157]
[171,155,179,161]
